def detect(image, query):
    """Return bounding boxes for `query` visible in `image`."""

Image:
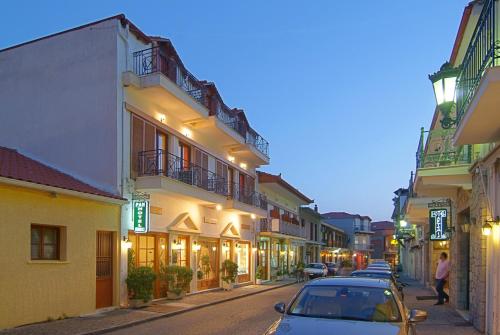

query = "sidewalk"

[0,279,297,335]
[401,277,482,335]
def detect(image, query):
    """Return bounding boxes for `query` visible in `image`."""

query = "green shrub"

[256,265,264,280]
[160,265,193,295]
[126,266,156,302]
[220,259,238,284]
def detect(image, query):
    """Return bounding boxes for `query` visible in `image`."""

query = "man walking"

[435,252,450,305]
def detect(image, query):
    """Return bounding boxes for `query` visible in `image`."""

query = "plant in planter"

[126,266,156,308]
[160,265,193,300]
[220,259,238,290]
[256,265,264,285]
[296,261,305,282]
[197,270,204,280]
[276,269,283,281]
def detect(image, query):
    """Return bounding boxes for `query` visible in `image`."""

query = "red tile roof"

[257,171,313,203]
[0,146,124,200]
[322,211,372,221]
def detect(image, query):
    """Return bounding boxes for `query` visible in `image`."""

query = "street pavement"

[107,283,302,335]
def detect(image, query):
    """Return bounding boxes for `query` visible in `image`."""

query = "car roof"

[352,270,393,274]
[305,276,392,289]
[306,263,324,265]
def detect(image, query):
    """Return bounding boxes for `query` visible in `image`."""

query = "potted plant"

[276,269,283,281]
[296,261,305,282]
[126,266,157,308]
[220,259,238,290]
[256,265,264,285]
[160,265,193,300]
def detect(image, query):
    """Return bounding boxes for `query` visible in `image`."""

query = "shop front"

[195,238,219,291]
[257,237,270,281]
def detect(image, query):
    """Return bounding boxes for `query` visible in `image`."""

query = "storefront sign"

[429,209,449,241]
[133,200,150,233]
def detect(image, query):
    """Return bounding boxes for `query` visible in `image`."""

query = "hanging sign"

[429,208,449,240]
[133,200,150,233]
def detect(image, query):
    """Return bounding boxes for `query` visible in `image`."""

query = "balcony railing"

[138,150,228,195]
[415,128,472,169]
[132,47,208,107]
[260,219,306,238]
[230,182,267,210]
[456,0,500,124]
[246,127,269,158]
[215,104,246,138]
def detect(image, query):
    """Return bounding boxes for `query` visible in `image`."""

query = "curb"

[80,281,299,335]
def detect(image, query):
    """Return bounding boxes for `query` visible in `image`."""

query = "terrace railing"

[138,149,228,196]
[132,47,208,107]
[456,0,500,124]
[230,182,268,210]
[246,127,269,158]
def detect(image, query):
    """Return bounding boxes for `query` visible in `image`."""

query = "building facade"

[257,172,313,280]
[371,221,397,266]
[321,212,373,269]
[0,14,270,303]
[0,147,124,329]
[320,219,349,264]
[299,206,322,264]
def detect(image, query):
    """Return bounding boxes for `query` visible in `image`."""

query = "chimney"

[314,204,318,213]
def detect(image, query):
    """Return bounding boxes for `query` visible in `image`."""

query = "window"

[31,225,60,260]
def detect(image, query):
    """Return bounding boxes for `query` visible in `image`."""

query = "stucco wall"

[0,19,120,194]
[0,184,121,329]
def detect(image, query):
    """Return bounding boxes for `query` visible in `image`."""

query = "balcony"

[135,150,266,215]
[455,0,500,145]
[260,219,306,239]
[414,128,472,194]
[129,47,270,162]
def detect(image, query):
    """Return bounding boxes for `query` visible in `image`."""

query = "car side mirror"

[274,302,286,314]
[409,309,427,323]
[394,274,400,278]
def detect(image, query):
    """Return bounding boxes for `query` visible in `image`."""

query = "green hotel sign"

[133,200,149,233]
[429,208,449,241]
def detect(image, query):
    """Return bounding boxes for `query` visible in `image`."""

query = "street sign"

[133,200,150,233]
[429,208,449,240]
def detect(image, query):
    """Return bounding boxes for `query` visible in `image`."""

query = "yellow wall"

[0,184,121,329]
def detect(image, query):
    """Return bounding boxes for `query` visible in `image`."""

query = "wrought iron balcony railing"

[246,127,269,158]
[456,0,500,124]
[215,104,246,138]
[132,47,208,107]
[415,128,472,170]
[138,150,228,196]
[229,182,268,210]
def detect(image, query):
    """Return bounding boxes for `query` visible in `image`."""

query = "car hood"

[274,316,405,335]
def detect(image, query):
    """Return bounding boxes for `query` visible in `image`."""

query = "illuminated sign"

[133,200,149,233]
[429,209,449,241]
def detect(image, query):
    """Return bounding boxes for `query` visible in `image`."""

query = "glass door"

[236,242,250,283]
[197,239,219,291]
[258,240,269,280]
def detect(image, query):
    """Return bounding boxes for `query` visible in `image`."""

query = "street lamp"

[429,62,459,129]
[483,216,500,236]
[399,220,408,228]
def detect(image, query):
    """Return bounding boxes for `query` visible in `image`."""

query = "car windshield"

[306,264,323,269]
[288,285,401,322]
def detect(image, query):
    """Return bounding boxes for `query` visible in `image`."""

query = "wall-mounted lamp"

[159,114,166,123]
[461,223,471,233]
[227,155,235,163]
[222,242,230,253]
[212,246,217,251]
[192,241,201,252]
[172,239,183,250]
[250,214,256,220]
[399,220,408,228]
[482,216,500,236]
[122,237,132,249]
[216,204,223,211]
[252,247,258,252]
[182,127,192,138]
[239,162,247,170]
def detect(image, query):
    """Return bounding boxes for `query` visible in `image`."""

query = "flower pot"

[222,281,234,291]
[167,291,186,300]
[128,298,152,309]
[256,279,262,285]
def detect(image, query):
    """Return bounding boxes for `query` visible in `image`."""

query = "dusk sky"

[0,1,468,220]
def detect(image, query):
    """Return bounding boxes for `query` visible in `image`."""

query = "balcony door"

[216,160,228,195]
[193,148,209,189]
[156,131,167,175]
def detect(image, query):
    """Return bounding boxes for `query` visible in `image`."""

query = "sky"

[0,1,469,220]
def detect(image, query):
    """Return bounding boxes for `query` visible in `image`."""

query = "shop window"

[31,225,62,260]
[236,242,249,275]
[172,237,188,267]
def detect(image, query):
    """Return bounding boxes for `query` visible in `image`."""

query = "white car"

[303,263,327,279]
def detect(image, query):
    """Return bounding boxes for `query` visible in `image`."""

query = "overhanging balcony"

[123,47,210,122]
[414,128,472,194]
[260,219,306,239]
[455,0,500,145]
[225,182,267,217]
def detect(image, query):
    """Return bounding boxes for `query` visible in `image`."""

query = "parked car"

[325,262,338,276]
[367,264,392,271]
[303,263,327,279]
[350,269,406,300]
[265,277,427,335]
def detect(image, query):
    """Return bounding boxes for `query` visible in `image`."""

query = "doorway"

[196,239,219,291]
[96,231,114,308]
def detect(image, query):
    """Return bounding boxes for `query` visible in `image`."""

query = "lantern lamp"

[429,62,459,129]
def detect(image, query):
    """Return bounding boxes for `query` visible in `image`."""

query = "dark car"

[325,262,337,276]
[351,270,405,300]
[265,277,426,335]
